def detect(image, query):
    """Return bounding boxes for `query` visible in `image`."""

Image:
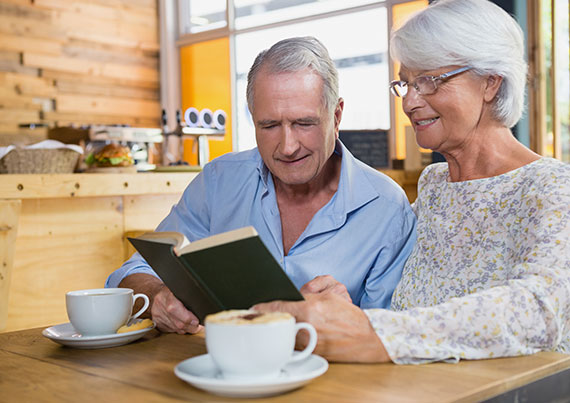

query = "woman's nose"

[402,85,423,114]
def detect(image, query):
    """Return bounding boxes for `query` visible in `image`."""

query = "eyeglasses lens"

[415,77,436,95]
[390,82,407,97]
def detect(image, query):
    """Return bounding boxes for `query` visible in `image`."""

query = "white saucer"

[42,322,155,349]
[174,353,328,398]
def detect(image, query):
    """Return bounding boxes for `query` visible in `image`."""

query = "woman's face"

[399,65,491,154]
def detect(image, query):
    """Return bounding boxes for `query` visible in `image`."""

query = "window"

[233,0,379,29]
[175,0,402,159]
[179,0,227,35]
[234,7,390,151]
[529,0,570,162]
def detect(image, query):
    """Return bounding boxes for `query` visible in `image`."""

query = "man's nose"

[279,125,300,156]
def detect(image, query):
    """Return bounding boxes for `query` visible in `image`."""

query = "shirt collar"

[255,149,270,189]
[333,140,379,218]
[255,140,379,219]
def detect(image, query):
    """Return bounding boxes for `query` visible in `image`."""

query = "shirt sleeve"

[105,168,213,288]
[364,187,570,364]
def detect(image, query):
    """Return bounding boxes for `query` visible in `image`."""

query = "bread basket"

[0,148,81,174]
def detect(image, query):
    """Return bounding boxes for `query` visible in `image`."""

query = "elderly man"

[106,36,416,334]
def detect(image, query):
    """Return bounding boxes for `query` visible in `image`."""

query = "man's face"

[252,68,342,187]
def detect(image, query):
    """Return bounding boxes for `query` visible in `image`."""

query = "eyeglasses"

[389,66,472,97]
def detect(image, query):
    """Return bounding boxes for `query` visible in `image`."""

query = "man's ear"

[484,75,503,102]
[334,98,344,138]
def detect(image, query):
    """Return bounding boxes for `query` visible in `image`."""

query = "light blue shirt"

[106,141,417,309]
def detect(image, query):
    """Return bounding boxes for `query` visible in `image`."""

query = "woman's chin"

[415,140,436,152]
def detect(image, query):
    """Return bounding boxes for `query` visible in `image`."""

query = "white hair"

[390,0,527,128]
[246,36,339,115]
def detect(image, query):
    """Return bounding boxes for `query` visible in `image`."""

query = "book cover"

[128,226,303,323]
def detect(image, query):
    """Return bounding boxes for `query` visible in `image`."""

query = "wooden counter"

[0,173,196,199]
[0,172,198,333]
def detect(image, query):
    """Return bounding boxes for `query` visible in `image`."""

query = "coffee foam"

[205,309,293,325]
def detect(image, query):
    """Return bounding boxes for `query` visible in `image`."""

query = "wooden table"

[1,327,569,402]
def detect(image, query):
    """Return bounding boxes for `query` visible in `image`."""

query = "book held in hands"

[128,226,303,323]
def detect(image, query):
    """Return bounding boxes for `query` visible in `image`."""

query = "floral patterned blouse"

[364,158,570,364]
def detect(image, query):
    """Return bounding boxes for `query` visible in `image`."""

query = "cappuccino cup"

[66,288,149,336]
[205,310,317,380]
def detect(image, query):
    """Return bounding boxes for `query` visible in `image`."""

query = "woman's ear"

[483,75,503,102]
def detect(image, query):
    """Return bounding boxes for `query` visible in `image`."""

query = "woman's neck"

[440,124,541,182]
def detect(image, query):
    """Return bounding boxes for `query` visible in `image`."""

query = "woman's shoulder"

[418,162,449,187]
[525,158,570,190]
[531,157,570,175]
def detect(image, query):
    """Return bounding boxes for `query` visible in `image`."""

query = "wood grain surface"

[1,173,196,332]
[1,327,569,402]
[0,173,198,199]
[0,199,20,330]
[0,0,160,140]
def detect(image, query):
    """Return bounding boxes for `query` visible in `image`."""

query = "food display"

[85,143,137,172]
[86,143,134,168]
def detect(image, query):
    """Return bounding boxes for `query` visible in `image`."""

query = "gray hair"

[246,36,339,114]
[390,0,527,128]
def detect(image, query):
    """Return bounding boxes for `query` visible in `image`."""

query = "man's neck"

[273,152,342,202]
[274,153,342,255]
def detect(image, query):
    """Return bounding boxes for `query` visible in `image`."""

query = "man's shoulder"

[204,148,261,174]
[351,159,409,203]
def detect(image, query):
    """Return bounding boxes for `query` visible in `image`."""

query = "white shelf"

[181,127,225,136]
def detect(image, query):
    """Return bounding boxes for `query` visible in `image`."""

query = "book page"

[177,226,258,255]
[137,232,190,251]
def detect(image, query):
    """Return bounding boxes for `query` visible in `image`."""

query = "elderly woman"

[255,0,570,364]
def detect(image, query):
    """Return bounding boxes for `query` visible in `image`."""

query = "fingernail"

[190,320,198,326]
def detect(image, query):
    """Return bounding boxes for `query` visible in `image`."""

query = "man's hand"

[118,273,202,334]
[300,275,352,303]
[151,284,202,334]
[253,293,390,363]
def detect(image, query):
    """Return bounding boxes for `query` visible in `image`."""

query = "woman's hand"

[300,275,352,303]
[253,293,390,363]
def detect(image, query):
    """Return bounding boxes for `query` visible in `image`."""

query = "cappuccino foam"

[205,309,293,325]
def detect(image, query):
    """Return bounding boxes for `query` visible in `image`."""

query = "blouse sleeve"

[365,176,570,364]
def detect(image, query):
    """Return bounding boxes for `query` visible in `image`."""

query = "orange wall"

[180,38,233,165]
[392,0,428,160]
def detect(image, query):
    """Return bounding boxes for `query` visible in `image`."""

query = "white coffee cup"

[205,310,317,380]
[66,288,149,336]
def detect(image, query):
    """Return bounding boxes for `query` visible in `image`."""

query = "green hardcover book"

[128,226,303,323]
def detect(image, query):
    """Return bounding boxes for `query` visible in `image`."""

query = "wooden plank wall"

[0,0,161,146]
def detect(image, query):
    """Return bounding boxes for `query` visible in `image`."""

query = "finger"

[294,328,312,350]
[152,288,201,334]
[165,303,201,334]
[330,283,352,303]
[300,275,340,294]
[251,300,289,313]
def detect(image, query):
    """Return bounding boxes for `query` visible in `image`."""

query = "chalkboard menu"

[339,130,389,168]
